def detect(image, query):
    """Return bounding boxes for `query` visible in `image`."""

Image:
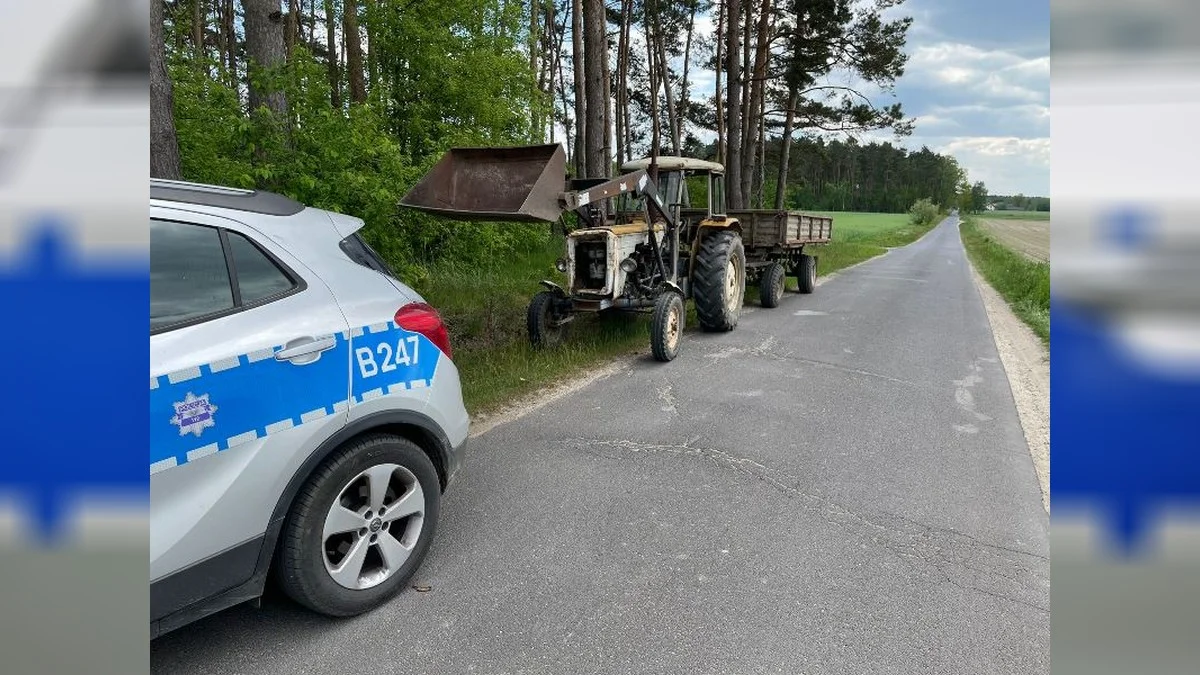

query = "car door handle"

[275,335,336,362]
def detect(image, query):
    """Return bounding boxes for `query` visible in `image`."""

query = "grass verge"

[959,218,1050,344]
[979,210,1050,221]
[419,212,941,415]
[799,212,938,288]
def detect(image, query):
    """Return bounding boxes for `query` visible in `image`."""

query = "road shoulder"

[969,262,1050,512]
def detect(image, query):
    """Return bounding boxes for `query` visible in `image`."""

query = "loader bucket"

[399,144,568,223]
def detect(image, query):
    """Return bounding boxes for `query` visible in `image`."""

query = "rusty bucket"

[399,144,568,223]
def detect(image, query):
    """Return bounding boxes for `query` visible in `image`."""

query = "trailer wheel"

[759,262,786,308]
[693,230,745,331]
[527,291,568,348]
[796,254,817,294]
[650,292,685,362]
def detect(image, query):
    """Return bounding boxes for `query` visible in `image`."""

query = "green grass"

[979,210,1051,221]
[417,238,652,412]
[419,211,939,415]
[959,218,1050,344]
[795,211,938,288]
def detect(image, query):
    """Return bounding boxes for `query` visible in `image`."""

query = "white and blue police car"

[149,179,470,637]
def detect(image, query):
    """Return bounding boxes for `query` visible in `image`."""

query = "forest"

[150,0,990,276]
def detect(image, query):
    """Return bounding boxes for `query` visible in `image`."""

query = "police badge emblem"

[170,392,218,437]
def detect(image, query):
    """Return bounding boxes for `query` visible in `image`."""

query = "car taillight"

[395,302,452,358]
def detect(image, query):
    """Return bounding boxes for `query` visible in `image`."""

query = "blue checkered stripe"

[150,321,440,475]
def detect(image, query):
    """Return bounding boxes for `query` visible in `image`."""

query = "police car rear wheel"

[277,434,441,617]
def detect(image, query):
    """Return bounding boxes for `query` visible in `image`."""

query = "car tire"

[276,434,441,618]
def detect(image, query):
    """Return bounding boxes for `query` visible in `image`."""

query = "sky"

[880,0,1050,197]
[680,0,1050,197]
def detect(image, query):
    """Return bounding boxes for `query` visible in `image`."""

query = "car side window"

[151,220,234,331]
[228,231,296,304]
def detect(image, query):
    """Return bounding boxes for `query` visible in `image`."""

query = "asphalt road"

[151,216,1049,674]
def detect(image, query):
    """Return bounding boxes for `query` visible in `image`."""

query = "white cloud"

[904,42,1048,103]
[936,136,1050,194]
[943,136,1049,162]
[833,129,1051,195]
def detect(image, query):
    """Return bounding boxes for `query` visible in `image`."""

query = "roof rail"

[150,179,305,216]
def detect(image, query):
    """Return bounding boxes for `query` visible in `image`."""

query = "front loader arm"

[560,170,676,231]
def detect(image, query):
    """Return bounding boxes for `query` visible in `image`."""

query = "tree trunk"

[651,1,679,155]
[365,0,378,98]
[678,0,696,146]
[755,113,766,207]
[343,0,367,103]
[216,0,228,76]
[601,12,613,171]
[308,0,317,49]
[529,0,540,139]
[286,0,298,57]
[740,0,752,166]
[714,0,724,163]
[323,0,341,108]
[644,9,660,161]
[620,0,632,162]
[244,0,290,119]
[582,0,607,178]
[556,9,573,158]
[193,0,206,61]
[744,0,771,201]
[571,0,586,176]
[724,0,743,208]
[223,0,238,88]
[774,84,798,210]
[151,0,183,180]
[614,0,629,165]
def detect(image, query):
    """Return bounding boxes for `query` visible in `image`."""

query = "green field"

[803,211,936,287]
[421,211,939,414]
[981,210,1050,221]
[960,218,1050,344]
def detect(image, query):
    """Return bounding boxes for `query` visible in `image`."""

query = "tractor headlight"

[555,257,569,273]
[620,257,638,273]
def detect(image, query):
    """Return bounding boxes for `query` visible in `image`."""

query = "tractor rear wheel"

[650,292,685,362]
[759,262,785,308]
[527,291,568,348]
[692,230,745,331]
[796,254,817,294]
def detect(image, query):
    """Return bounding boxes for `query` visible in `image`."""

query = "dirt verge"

[969,263,1050,512]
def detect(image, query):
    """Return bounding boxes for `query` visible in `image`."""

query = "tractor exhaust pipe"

[399,144,568,223]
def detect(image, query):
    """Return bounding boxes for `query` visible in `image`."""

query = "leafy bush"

[908,198,940,226]
[168,47,551,282]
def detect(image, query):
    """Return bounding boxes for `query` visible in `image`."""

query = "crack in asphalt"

[656,380,678,415]
[567,436,1048,614]
[703,340,920,388]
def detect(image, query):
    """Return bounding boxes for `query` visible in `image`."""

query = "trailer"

[733,210,833,307]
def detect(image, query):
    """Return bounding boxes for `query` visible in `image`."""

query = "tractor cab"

[615,157,726,239]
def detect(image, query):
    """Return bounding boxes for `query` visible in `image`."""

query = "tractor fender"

[659,280,685,297]
[538,280,569,297]
[688,218,742,273]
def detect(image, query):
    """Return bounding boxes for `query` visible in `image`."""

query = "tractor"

[400,144,747,362]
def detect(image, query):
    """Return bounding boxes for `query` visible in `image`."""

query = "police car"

[149,179,469,637]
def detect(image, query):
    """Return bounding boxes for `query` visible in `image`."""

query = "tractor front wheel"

[527,291,569,349]
[650,292,685,362]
